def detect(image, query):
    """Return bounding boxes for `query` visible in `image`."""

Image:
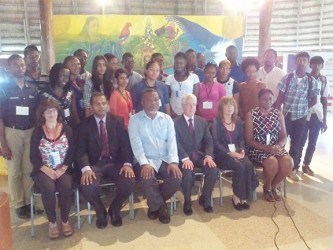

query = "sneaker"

[302,165,314,176]
[288,170,300,181]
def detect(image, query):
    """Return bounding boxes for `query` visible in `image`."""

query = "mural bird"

[119,22,132,45]
[162,16,237,63]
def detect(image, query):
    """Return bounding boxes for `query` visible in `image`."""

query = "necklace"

[223,120,232,125]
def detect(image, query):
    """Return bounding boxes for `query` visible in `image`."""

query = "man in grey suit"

[174,94,218,215]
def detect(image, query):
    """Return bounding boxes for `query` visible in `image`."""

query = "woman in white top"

[165,52,199,117]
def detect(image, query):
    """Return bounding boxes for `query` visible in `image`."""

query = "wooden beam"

[39,0,55,73]
[258,0,273,62]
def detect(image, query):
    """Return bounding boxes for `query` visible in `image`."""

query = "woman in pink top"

[194,63,226,123]
[109,68,133,129]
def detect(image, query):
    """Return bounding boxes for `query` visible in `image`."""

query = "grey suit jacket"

[174,115,214,161]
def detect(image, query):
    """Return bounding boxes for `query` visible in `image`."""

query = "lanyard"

[178,81,183,91]
[204,83,214,100]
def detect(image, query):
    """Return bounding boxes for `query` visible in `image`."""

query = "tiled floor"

[1,116,332,250]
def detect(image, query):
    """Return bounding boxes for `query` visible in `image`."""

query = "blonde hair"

[217,96,238,122]
[219,59,231,68]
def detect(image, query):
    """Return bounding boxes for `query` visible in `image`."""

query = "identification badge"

[228,144,236,152]
[266,134,271,145]
[64,108,70,117]
[16,106,29,116]
[158,99,162,107]
[50,151,61,168]
[203,101,213,109]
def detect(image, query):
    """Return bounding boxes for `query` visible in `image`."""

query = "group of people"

[0,44,329,240]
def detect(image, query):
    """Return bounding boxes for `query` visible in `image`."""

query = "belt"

[6,125,33,130]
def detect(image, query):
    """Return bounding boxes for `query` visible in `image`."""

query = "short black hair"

[264,49,277,58]
[174,52,187,61]
[122,52,133,64]
[185,49,196,54]
[226,45,237,52]
[310,56,324,65]
[240,57,260,73]
[7,54,23,66]
[140,88,158,101]
[63,55,77,65]
[90,92,106,105]
[73,49,87,56]
[115,68,128,79]
[104,53,117,62]
[295,51,310,60]
[258,88,274,99]
[24,45,39,57]
[151,53,163,60]
[204,62,217,72]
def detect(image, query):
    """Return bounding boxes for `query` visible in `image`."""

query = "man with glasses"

[122,52,142,90]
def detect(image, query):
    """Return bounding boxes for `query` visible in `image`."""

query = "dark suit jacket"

[174,115,214,161]
[76,113,132,169]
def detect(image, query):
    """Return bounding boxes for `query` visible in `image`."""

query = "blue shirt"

[128,111,179,171]
[278,71,319,121]
[230,62,246,83]
[131,79,170,113]
[193,67,205,82]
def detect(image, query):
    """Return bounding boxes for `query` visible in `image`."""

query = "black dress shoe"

[24,204,44,215]
[232,198,243,211]
[183,201,193,216]
[198,195,213,213]
[198,195,205,206]
[147,209,159,220]
[16,206,30,219]
[242,202,250,210]
[158,203,170,224]
[108,209,122,227]
[96,210,108,229]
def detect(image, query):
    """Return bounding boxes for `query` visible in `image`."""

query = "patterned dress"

[247,107,288,163]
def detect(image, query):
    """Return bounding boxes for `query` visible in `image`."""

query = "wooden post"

[39,0,55,73]
[258,0,273,63]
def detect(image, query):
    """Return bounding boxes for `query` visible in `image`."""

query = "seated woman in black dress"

[211,96,258,210]
[244,88,293,202]
[30,99,74,239]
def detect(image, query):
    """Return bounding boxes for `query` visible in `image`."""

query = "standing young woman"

[83,55,112,117]
[109,68,133,130]
[30,99,74,239]
[131,59,170,114]
[194,63,226,124]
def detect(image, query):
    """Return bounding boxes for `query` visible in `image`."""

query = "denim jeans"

[285,113,307,171]
[300,114,322,166]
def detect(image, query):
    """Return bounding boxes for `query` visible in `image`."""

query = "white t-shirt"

[165,73,199,115]
[257,66,285,99]
[308,75,330,121]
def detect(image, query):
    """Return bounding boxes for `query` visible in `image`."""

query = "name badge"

[228,144,236,152]
[64,108,70,117]
[203,101,213,109]
[50,151,61,168]
[16,106,29,116]
[158,99,162,107]
[266,134,271,145]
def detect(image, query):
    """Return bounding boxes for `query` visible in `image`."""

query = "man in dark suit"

[76,92,135,229]
[174,93,218,215]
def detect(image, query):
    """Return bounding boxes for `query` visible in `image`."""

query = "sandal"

[272,188,281,201]
[263,189,275,202]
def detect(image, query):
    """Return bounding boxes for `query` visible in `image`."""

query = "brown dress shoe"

[62,221,74,237]
[302,165,314,176]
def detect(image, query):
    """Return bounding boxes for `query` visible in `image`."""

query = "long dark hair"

[49,63,70,91]
[91,55,113,99]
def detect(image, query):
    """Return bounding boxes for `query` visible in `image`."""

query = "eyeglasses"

[44,108,58,114]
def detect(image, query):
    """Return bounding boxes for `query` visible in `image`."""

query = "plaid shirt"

[278,71,319,121]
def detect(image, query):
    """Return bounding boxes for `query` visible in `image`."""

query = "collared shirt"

[307,74,330,121]
[278,71,319,121]
[230,62,246,83]
[215,77,239,97]
[0,78,38,129]
[128,110,179,172]
[257,66,285,99]
[126,71,143,91]
[24,73,49,91]
[94,114,107,136]
[131,79,170,113]
[183,114,194,127]
[192,67,205,82]
[83,78,104,108]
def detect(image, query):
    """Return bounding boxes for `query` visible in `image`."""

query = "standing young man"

[275,51,319,181]
[300,56,329,176]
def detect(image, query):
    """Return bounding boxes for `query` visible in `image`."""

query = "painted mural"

[53,15,244,73]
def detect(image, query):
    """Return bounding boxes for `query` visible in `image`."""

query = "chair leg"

[219,172,223,206]
[75,188,81,229]
[252,189,257,201]
[129,192,135,220]
[30,193,35,237]
[87,202,91,224]
[283,178,287,198]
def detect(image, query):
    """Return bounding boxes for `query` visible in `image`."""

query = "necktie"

[99,120,110,158]
[188,118,198,161]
